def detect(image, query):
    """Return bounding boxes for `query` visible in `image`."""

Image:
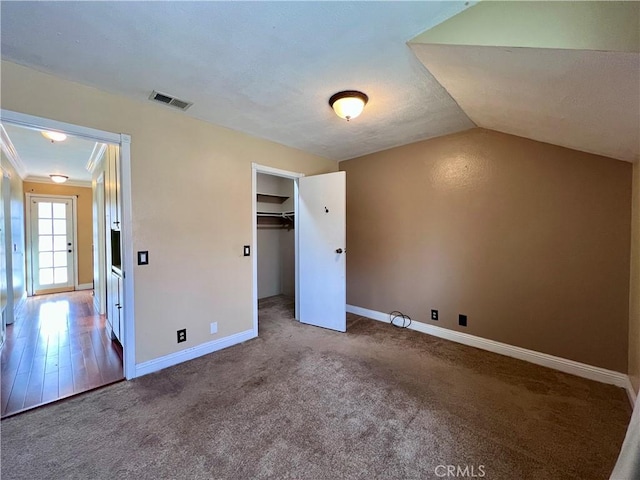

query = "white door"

[29,197,75,295]
[298,171,346,332]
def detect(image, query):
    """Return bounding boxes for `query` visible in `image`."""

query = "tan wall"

[23,182,93,286]
[629,163,640,393]
[340,128,631,372]
[1,60,337,363]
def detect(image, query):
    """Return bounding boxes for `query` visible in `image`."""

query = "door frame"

[1,109,136,380]
[25,193,78,295]
[251,163,304,335]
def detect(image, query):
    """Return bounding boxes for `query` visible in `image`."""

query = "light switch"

[137,251,149,265]
[244,245,250,257]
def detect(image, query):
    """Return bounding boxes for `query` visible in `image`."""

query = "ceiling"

[411,44,640,162]
[410,1,640,163]
[1,1,638,164]
[2,123,98,184]
[0,1,476,162]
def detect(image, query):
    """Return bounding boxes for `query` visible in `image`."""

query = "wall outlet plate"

[431,309,438,321]
[459,314,467,327]
[138,251,149,265]
[177,328,186,343]
[210,322,218,334]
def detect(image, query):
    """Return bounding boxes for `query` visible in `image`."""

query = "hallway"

[1,291,123,418]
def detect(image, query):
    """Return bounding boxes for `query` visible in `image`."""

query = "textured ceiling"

[0,1,475,161]
[3,123,97,182]
[409,1,640,163]
[410,44,640,163]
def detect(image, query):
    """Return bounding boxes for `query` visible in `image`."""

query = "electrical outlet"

[459,314,467,327]
[177,329,187,343]
[431,309,438,321]
[210,322,218,334]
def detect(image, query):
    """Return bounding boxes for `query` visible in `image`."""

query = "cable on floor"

[389,310,411,328]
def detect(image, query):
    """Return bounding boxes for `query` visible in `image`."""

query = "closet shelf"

[257,211,294,218]
[257,193,289,204]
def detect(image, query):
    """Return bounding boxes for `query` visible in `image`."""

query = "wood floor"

[1,290,123,418]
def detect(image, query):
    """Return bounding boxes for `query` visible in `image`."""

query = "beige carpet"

[0,296,631,479]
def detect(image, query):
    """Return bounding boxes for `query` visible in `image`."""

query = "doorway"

[251,164,347,335]
[0,108,135,383]
[26,194,77,295]
[256,172,296,329]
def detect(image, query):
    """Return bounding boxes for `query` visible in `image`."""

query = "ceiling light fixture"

[41,131,67,142]
[329,90,368,121]
[49,175,69,184]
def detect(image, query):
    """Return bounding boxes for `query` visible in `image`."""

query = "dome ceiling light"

[49,175,69,184]
[329,90,368,121]
[41,131,67,142]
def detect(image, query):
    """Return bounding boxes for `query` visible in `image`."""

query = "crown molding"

[85,142,107,175]
[24,175,92,188]
[0,124,28,179]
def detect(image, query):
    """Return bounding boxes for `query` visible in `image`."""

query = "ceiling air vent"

[149,90,193,111]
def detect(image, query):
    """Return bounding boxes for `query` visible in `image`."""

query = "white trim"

[1,109,122,145]
[24,176,92,188]
[347,304,635,406]
[251,163,305,336]
[624,378,637,407]
[0,124,28,178]
[251,163,305,179]
[119,135,135,380]
[72,196,79,291]
[85,142,107,175]
[76,283,93,291]
[134,329,256,377]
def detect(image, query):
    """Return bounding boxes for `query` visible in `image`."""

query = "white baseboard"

[76,283,93,291]
[347,304,636,407]
[134,328,257,378]
[624,378,637,407]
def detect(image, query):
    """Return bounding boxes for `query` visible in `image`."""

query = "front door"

[298,171,346,332]
[29,196,75,295]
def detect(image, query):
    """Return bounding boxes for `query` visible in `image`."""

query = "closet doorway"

[252,164,347,335]
[255,171,297,328]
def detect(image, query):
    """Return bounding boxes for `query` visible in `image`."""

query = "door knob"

[336,248,344,254]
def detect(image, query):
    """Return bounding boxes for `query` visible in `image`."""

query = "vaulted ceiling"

[410,1,640,163]
[1,1,638,165]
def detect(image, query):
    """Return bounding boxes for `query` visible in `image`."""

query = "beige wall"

[629,163,640,393]
[1,60,337,363]
[340,128,632,372]
[411,1,640,53]
[23,182,93,286]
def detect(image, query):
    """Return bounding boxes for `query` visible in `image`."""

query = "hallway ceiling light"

[329,90,369,121]
[49,175,69,184]
[41,130,67,142]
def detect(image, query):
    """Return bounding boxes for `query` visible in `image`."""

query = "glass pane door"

[30,197,74,294]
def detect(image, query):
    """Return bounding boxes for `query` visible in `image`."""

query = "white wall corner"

[134,329,257,378]
[347,304,635,408]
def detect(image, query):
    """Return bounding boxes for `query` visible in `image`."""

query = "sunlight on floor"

[38,300,70,336]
